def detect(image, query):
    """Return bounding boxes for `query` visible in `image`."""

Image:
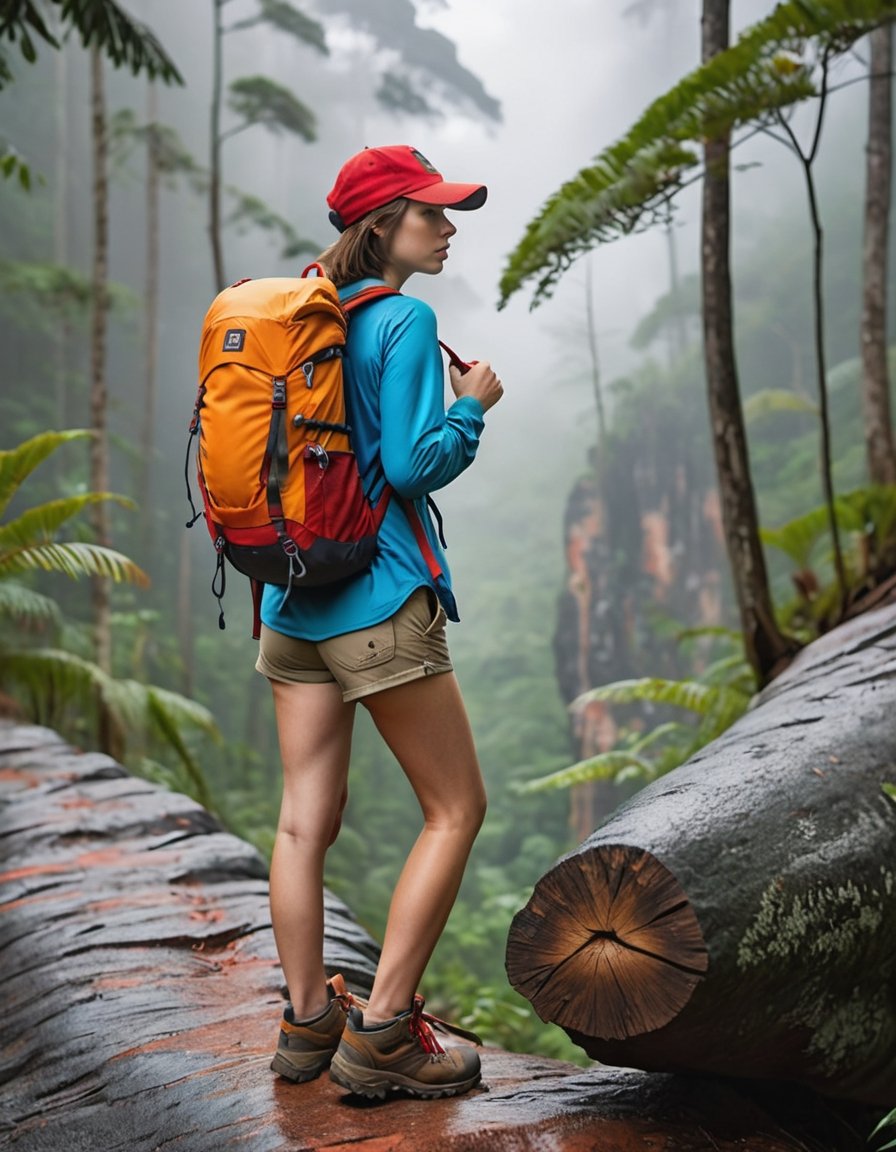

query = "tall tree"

[89,44,112,684]
[861,21,896,486]
[701,1,792,684]
[498,0,896,682]
[209,0,326,290]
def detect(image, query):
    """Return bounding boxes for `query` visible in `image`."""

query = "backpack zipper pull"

[302,362,314,388]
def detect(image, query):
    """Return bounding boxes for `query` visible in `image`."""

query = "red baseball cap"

[327,145,487,231]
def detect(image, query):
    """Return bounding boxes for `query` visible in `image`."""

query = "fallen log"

[506,603,896,1106]
[0,721,880,1150]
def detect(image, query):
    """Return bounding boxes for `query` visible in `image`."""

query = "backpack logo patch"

[223,328,246,352]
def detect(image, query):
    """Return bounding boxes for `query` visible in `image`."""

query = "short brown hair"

[317,199,409,287]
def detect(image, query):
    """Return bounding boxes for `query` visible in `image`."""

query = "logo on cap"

[223,329,245,352]
[409,149,438,174]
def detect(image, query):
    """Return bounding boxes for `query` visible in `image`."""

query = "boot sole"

[271,1050,331,1083]
[329,1054,480,1100]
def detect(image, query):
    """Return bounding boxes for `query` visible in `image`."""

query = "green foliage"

[0,0,184,87]
[225,190,319,259]
[743,387,819,421]
[226,76,317,141]
[871,1109,896,1151]
[0,431,217,807]
[762,485,896,634]
[230,0,328,55]
[1,142,32,188]
[376,71,439,119]
[499,0,894,307]
[518,660,754,795]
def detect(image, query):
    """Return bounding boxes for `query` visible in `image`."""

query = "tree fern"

[499,0,896,307]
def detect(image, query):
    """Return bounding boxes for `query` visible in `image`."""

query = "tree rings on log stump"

[506,843,708,1039]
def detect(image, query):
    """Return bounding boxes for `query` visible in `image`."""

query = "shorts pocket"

[422,588,447,636]
[326,618,395,672]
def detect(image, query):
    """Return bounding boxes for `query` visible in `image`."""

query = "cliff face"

[555,432,727,838]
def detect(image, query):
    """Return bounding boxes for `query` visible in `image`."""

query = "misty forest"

[2,0,896,1145]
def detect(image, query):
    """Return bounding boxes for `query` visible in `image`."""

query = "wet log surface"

[506,604,896,1107]
[0,721,877,1150]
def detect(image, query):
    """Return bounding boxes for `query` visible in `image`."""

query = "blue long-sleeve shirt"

[259,279,485,641]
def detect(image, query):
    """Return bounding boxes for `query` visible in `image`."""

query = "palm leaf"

[0,580,60,624]
[0,540,148,586]
[0,493,134,545]
[499,0,896,307]
[147,689,216,811]
[0,429,91,516]
[0,0,183,88]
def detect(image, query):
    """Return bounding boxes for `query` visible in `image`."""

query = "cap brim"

[408,182,487,211]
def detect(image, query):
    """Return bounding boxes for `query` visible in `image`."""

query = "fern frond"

[572,676,750,719]
[514,750,656,794]
[500,0,895,307]
[0,430,91,517]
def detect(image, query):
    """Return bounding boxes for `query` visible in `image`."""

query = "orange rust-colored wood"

[507,844,707,1038]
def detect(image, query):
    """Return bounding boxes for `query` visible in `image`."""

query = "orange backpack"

[186,267,430,633]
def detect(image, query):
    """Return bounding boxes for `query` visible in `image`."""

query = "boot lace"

[407,994,482,1057]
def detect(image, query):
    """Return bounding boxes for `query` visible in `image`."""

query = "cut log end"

[506,843,708,1040]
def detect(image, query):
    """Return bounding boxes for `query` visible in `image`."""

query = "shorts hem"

[343,660,453,703]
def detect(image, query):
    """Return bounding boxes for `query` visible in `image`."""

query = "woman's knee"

[425,780,486,837]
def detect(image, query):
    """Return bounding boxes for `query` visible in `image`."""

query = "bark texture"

[861,21,896,486]
[507,604,896,1107]
[701,0,792,682]
[0,721,876,1151]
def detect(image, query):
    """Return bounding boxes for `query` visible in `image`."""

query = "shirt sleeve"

[377,297,485,499]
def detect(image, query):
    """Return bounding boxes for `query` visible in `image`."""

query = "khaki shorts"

[255,587,452,703]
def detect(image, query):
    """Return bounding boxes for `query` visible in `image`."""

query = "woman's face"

[379,202,457,288]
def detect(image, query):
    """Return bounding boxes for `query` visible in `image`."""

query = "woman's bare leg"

[268,679,355,1019]
[360,671,486,1023]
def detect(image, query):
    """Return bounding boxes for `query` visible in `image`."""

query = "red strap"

[341,284,400,314]
[400,498,443,582]
[438,339,473,375]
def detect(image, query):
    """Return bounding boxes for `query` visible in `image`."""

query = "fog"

[1,0,878,723]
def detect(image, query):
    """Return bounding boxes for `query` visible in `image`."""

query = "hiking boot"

[270,973,356,1082]
[329,994,482,1099]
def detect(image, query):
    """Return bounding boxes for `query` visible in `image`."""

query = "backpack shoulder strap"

[341,283,400,315]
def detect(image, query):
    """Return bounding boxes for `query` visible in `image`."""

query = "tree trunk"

[506,603,896,1108]
[138,80,161,560]
[209,0,226,292]
[88,48,113,679]
[701,0,793,685]
[861,21,896,487]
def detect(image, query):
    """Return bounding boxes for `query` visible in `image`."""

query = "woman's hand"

[449,361,503,413]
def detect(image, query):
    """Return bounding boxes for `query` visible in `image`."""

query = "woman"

[256,145,503,1099]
